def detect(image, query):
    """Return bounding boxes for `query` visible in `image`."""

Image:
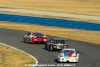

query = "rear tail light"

[60,54,63,57]
[44,39,47,41]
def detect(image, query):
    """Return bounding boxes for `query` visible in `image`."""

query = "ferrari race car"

[58,48,79,63]
[45,38,68,51]
[23,32,48,44]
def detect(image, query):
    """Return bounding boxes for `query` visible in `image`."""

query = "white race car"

[58,48,79,63]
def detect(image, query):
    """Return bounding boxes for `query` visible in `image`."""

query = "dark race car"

[23,32,48,44]
[45,38,68,51]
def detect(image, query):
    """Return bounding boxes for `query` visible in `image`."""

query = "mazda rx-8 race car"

[23,32,48,44]
[45,38,68,51]
[58,48,79,63]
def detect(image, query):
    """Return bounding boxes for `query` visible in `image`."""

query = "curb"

[0,42,38,67]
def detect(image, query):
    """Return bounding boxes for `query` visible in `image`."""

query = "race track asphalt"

[0,28,100,67]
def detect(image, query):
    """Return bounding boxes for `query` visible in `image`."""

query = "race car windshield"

[33,33,44,36]
[62,50,74,53]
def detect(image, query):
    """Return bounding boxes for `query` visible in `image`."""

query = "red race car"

[23,32,48,44]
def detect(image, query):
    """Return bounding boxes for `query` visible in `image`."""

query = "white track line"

[0,42,38,67]
[0,8,100,20]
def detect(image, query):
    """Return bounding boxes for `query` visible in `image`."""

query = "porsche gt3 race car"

[58,48,79,63]
[23,32,48,44]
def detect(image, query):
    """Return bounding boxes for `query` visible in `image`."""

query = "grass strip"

[0,45,35,67]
